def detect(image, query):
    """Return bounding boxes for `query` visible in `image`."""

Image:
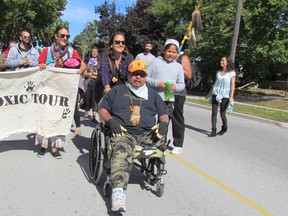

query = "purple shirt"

[98,52,134,86]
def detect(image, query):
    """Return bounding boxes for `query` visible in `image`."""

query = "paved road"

[0,104,287,216]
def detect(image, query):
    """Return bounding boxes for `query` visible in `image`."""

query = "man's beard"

[22,41,30,46]
[145,48,151,53]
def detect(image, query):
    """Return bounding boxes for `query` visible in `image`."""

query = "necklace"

[129,91,143,126]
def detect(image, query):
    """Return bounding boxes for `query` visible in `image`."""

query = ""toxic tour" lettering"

[0,94,69,107]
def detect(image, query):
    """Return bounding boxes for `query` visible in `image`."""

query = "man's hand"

[152,121,168,139]
[22,57,30,66]
[108,118,127,137]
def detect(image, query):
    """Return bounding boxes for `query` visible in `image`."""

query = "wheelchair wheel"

[89,123,105,184]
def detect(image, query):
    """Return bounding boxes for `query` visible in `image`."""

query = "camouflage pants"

[110,131,164,189]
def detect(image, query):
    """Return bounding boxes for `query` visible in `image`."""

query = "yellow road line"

[168,152,273,216]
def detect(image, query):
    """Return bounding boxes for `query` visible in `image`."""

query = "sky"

[61,0,136,41]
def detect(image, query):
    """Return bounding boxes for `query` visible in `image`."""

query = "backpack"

[177,54,202,91]
[185,62,202,91]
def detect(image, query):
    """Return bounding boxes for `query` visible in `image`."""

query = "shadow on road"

[185,124,210,135]
[0,133,35,153]
[76,150,161,215]
[71,134,91,154]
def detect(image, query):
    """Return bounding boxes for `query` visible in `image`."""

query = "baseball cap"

[128,60,147,73]
[164,39,180,52]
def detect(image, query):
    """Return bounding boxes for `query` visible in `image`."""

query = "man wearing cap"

[98,60,169,212]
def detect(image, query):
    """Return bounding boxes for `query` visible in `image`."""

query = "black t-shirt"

[99,84,168,135]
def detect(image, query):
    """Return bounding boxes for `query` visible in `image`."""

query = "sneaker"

[171,147,182,155]
[111,188,126,212]
[37,147,46,158]
[51,150,62,159]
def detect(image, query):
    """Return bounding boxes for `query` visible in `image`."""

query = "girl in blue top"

[206,56,236,137]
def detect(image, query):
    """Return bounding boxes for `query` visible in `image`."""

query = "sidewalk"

[186,95,288,129]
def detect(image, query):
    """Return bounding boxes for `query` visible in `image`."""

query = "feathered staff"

[179,0,203,51]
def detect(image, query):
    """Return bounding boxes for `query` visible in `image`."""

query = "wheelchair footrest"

[133,145,164,160]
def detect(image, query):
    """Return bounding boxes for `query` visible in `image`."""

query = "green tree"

[0,0,67,47]
[149,0,194,38]
[122,0,165,56]
[93,0,166,56]
[95,1,124,43]
[150,0,288,83]
[72,20,101,61]
[191,0,236,81]
[239,0,288,79]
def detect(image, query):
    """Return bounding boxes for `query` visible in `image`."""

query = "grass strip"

[187,98,288,123]
[247,98,288,111]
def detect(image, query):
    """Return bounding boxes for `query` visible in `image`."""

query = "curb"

[185,102,288,129]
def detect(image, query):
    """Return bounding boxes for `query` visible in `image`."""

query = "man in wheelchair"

[98,60,169,212]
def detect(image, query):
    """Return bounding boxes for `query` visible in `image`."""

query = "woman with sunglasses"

[98,32,134,94]
[37,26,87,159]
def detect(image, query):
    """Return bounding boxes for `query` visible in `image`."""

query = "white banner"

[0,67,80,139]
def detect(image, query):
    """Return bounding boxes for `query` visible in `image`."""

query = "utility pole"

[230,0,243,63]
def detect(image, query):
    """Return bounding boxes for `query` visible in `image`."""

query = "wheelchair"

[89,122,167,197]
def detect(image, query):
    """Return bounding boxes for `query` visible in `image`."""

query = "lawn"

[247,98,288,111]
[186,96,288,123]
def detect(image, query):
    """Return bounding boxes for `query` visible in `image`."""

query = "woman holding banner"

[37,26,87,159]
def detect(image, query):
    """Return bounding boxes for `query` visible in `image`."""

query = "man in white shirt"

[135,41,155,66]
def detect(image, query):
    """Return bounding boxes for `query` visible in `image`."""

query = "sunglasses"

[114,40,126,45]
[131,72,146,78]
[23,36,31,39]
[58,34,71,39]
